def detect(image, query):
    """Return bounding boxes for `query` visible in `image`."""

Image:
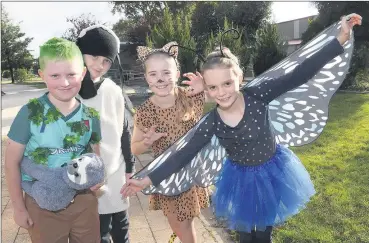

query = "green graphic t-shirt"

[8,93,101,181]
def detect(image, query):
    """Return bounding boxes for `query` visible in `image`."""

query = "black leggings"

[239,226,273,243]
[100,210,129,243]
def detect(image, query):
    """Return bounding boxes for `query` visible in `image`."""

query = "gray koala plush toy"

[20,153,105,211]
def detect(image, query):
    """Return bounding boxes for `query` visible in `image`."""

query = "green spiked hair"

[39,37,84,70]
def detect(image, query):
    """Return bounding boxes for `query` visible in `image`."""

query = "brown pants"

[25,192,100,243]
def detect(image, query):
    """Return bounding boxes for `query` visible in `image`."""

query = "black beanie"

[76,25,120,62]
[77,25,120,99]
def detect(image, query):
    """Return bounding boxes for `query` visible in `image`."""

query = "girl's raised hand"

[337,13,362,45]
[182,71,205,95]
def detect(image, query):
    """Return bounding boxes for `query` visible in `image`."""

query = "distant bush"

[14,68,30,82]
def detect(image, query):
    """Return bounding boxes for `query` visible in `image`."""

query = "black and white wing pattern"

[246,21,354,147]
[133,113,227,196]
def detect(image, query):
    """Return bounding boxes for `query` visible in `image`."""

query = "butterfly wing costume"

[131,21,354,232]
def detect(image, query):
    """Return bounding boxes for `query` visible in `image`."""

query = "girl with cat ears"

[132,40,211,243]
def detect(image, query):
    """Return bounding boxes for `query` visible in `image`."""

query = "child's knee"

[178,218,194,232]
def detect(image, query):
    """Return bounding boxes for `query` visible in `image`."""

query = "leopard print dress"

[134,88,210,221]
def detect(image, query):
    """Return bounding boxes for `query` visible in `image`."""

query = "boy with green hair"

[5,37,102,243]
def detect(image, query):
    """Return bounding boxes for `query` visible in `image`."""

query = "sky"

[2,1,319,58]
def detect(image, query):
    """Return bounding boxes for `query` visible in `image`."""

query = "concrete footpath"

[2,106,22,136]
[1,143,233,243]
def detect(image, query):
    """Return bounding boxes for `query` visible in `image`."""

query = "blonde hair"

[144,52,195,122]
[174,87,195,122]
[201,47,243,78]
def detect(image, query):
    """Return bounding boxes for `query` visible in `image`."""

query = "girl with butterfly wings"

[122,14,362,243]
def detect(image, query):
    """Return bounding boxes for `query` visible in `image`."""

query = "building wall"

[277,15,317,54]
[277,20,296,41]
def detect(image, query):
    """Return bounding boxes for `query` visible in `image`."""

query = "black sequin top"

[149,39,344,186]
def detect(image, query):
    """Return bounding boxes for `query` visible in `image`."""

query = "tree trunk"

[7,57,15,83]
[10,67,15,84]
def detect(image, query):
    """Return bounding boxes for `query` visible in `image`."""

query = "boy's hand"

[14,208,33,229]
[182,71,205,95]
[90,183,104,192]
[143,126,167,147]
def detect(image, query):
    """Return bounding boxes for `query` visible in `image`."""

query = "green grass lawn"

[204,93,369,243]
[203,102,216,113]
[1,77,45,89]
[21,80,46,89]
[276,93,369,243]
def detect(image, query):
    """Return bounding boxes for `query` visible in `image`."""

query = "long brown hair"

[144,52,195,122]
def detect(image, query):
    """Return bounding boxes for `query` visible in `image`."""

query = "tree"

[302,2,369,44]
[62,13,104,42]
[166,1,196,16]
[1,8,34,83]
[111,2,155,44]
[31,58,40,75]
[14,68,30,82]
[2,70,10,79]
[111,2,196,44]
[301,2,369,88]
[218,2,272,40]
[146,6,175,47]
[203,17,251,71]
[190,2,220,49]
[111,1,271,50]
[111,1,165,33]
[252,23,287,76]
[126,22,151,44]
[191,2,272,50]
[112,19,135,41]
[147,7,198,79]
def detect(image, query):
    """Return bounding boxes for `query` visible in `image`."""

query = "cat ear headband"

[137,41,179,62]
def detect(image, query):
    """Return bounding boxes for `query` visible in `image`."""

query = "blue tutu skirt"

[212,144,316,232]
